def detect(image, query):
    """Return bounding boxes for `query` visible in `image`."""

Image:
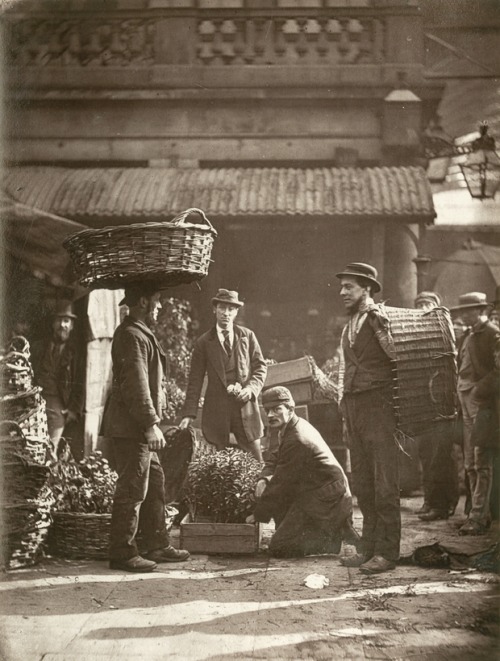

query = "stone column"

[382,222,419,308]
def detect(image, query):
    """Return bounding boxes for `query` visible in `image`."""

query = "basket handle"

[9,336,31,356]
[170,208,216,234]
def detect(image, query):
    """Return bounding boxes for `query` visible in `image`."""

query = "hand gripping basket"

[63,208,217,290]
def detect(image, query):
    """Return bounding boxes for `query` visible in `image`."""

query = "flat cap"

[262,386,295,408]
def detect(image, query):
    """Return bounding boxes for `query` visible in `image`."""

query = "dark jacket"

[32,337,85,415]
[472,368,500,448]
[103,316,167,439]
[457,320,499,390]
[254,414,349,524]
[182,324,267,448]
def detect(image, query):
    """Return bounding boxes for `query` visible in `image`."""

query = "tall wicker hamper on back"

[383,305,457,438]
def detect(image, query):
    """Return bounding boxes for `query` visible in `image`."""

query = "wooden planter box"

[180,514,261,555]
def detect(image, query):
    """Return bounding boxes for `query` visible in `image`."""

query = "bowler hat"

[450,292,489,312]
[211,289,244,307]
[335,262,381,293]
[119,281,162,307]
[53,300,77,319]
[262,386,295,409]
[415,291,441,307]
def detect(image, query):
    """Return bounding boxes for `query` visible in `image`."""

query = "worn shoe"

[359,555,396,574]
[144,545,190,563]
[458,520,488,536]
[340,553,369,568]
[109,555,157,572]
[416,503,430,515]
[418,509,449,522]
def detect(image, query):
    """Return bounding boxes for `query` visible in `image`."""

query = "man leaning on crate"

[102,281,190,572]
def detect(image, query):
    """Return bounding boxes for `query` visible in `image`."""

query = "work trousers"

[109,437,170,561]
[458,389,493,526]
[268,487,352,558]
[343,388,400,563]
[417,423,459,514]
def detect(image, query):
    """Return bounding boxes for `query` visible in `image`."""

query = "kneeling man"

[249,386,353,557]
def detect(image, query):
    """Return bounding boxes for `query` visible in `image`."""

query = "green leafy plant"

[49,451,117,514]
[183,448,261,523]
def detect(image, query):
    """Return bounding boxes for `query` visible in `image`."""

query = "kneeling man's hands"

[145,424,166,451]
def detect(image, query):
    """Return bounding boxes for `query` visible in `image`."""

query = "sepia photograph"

[0,0,499,659]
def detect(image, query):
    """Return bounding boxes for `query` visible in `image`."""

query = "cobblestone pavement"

[1,497,499,661]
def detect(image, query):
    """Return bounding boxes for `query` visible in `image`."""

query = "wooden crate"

[180,514,261,554]
[265,357,312,387]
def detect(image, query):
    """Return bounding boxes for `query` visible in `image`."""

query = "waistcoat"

[343,318,394,393]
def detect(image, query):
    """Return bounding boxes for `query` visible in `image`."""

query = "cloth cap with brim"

[53,300,77,319]
[211,288,244,307]
[262,386,295,409]
[335,262,381,293]
[415,291,441,307]
[450,292,489,312]
[119,282,163,307]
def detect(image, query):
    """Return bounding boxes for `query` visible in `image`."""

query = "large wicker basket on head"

[63,208,217,290]
[383,305,457,437]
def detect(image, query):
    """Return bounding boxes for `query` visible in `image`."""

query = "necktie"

[222,330,232,356]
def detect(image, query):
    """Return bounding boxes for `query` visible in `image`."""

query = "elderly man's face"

[265,404,293,429]
[52,316,74,343]
[339,276,368,313]
[214,303,239,329]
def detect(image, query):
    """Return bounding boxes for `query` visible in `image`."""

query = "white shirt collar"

[216,324,234,346]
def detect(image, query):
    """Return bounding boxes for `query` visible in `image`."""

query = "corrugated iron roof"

[3,166,434,220]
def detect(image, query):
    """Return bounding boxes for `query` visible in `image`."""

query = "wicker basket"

[0,420,49,465]
[0,351,34,395]
[384,305,457,437]
[48,512,111,559]
[63,208,217,290]
[2,502,52,570]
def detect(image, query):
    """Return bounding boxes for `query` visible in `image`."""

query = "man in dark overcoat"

[336,263,400,574]
[180,289,267,461]
[248,386,353,557]
[103,282,190,572]
[32,300,85,455]
[452,291,500,535]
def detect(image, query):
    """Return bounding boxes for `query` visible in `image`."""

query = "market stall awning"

[1,192,87,288]
[2,166,435,223]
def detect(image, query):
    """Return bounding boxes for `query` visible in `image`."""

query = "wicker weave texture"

[63,208,217,289]
[49,512,111,559]
[384,306,457,437]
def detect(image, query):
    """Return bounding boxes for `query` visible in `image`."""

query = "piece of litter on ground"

[303,573,329,589]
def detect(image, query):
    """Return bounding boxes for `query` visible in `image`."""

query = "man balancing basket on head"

[64,208,217,572]
[335,263,457,575]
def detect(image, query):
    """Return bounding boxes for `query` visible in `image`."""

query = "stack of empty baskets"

[383,305,458,438]
[0,336,52,569]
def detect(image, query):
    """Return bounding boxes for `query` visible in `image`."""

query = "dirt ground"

[1,496,499,661]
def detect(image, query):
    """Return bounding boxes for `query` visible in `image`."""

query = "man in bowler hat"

[32,300,85,455]
[248,386,354,557]
[336,263,400,574]
[103,282,190,572]
[180,288,267,461]
[451,291,499,535]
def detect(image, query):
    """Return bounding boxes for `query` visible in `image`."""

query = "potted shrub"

[180,447,262,554]
[48,451,117,559]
